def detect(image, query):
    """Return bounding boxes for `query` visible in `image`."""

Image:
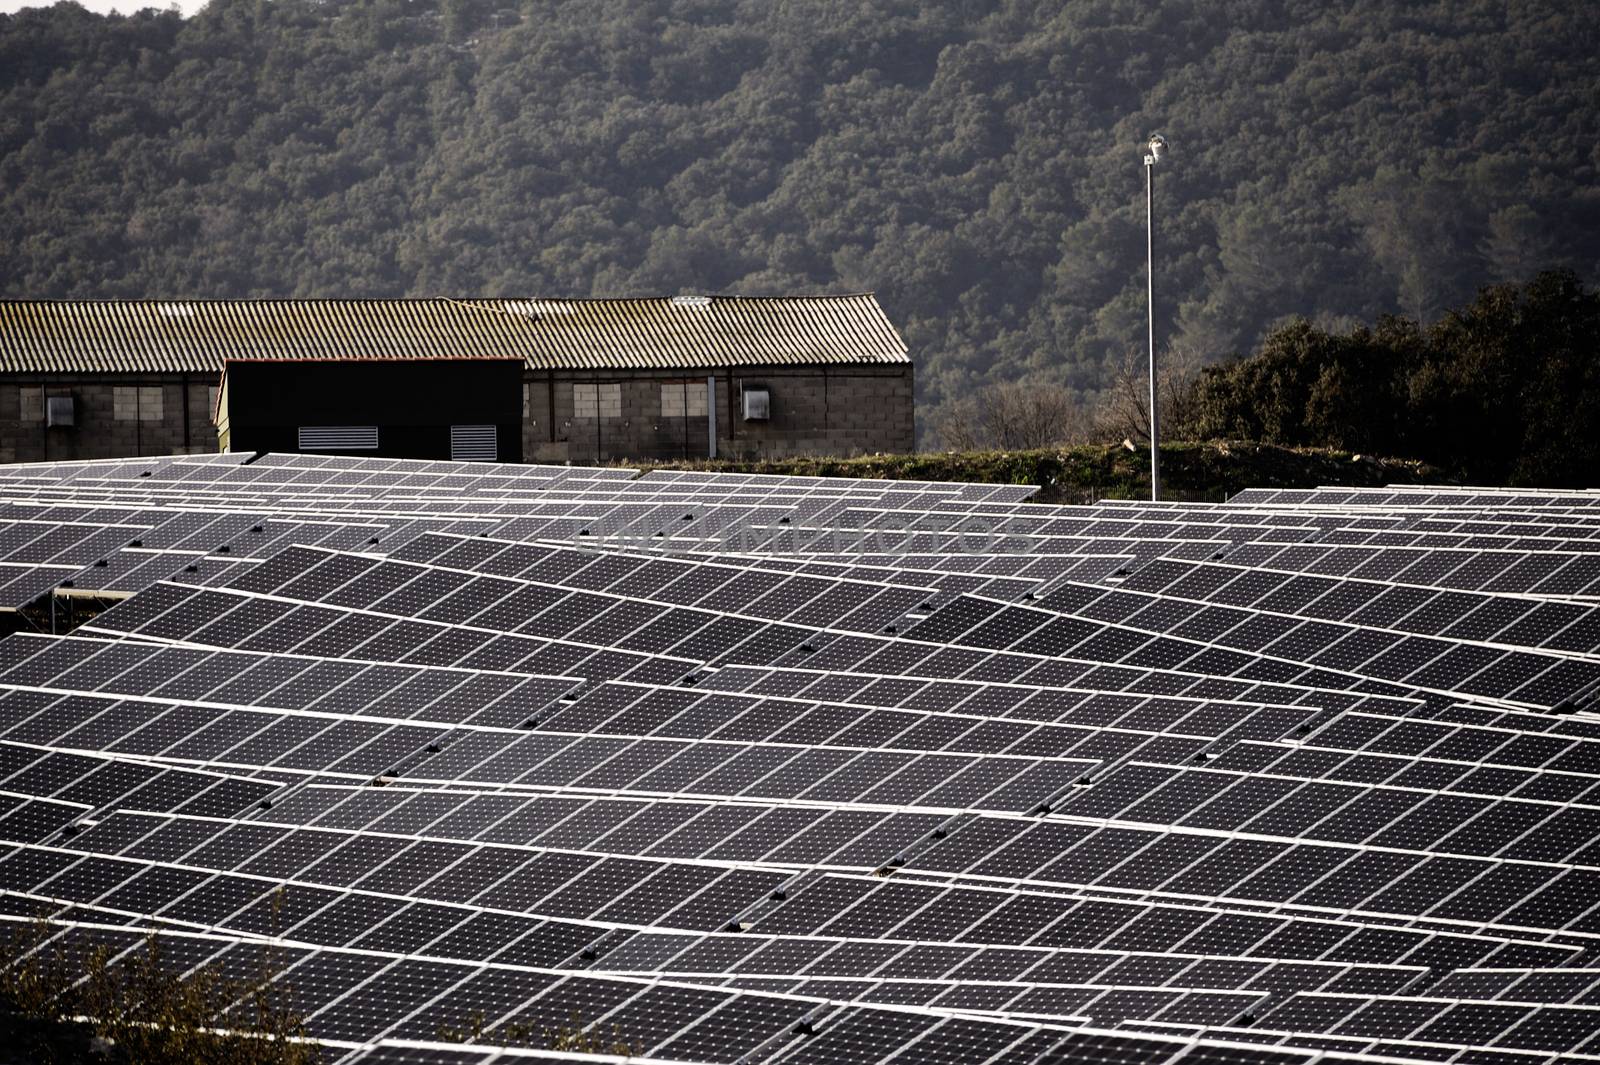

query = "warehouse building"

[0,295,914,464]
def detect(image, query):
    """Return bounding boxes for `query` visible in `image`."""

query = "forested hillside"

[2,0,1597,433]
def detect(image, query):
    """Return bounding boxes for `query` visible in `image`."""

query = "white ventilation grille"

[450,424,497,462]
[298,426,379,450]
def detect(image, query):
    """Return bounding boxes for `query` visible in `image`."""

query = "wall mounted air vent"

[298,426,379,450]
[450,424,497,462]
[742,387,770,421]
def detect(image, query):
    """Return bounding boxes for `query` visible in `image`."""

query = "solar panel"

[3,455,1600,1062]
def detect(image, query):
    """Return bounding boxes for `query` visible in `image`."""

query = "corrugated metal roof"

[0,300,538,373]
[0,295,910,374]
[456,294,910,369]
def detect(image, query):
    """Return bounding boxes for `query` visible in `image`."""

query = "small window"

[573,382,622,418]
[114,386,164,423]
[661,381,708,418]
[46,396,75,427]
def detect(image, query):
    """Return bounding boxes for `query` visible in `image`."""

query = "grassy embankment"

[637,441,1444,504]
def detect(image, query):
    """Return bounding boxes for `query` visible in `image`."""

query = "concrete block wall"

[526,372,708,464]
[0,365,913,466]
[0,376,218,463]
[523,365,914,464]
[726,366,915,460]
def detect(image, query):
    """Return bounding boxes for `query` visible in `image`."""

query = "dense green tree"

[1414,271,1600,486]
[1186,271,1600,486]
[1187,315,1424,452]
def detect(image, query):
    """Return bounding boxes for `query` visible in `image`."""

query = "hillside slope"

[2,0,1596,431]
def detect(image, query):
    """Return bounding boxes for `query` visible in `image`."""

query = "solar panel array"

[2,452,1600,1065]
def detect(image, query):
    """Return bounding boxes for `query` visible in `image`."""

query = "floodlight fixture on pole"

[1143,132,1167,502]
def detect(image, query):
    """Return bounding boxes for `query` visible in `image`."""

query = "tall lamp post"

[1144,132,1167,502]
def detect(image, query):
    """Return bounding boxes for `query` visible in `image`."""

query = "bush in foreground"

[1,917,316,1065]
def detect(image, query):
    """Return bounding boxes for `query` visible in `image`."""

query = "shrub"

[0,915,317,1065]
